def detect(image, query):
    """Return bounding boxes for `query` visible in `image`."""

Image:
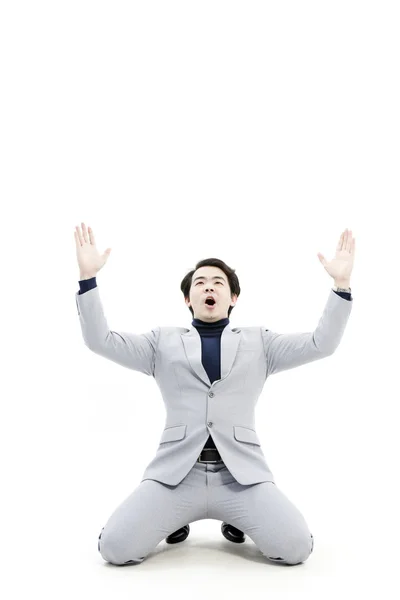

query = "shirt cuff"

[333,289,352,300]
[78,276,97,295]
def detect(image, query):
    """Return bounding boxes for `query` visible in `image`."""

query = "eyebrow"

[193,276,226,283]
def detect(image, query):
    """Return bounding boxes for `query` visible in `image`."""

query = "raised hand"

[317,228,355,283]
[74,222,112,278]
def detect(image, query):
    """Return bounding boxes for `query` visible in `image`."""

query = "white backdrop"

[2,1,399,598]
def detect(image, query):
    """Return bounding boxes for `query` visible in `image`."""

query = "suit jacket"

[75,287,352,486]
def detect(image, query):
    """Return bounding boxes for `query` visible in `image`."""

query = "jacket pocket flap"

[233,426,260,446]
[160,424,187,443]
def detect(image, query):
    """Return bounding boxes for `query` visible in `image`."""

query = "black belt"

[197,447,223,463]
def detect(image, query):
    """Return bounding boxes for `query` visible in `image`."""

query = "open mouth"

[205,298,216,308]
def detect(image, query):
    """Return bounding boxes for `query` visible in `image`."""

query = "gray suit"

[75,286,352,564]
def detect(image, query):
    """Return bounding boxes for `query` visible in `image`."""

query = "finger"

[74,230,81,250]
[81,222,89,244]
[75,225,83,245]
[341,228,350,252]
[344,228,349,250]
[88,226,96,245]
[336,231,344,252]
[344,228,349,251]
[345,229,353,252]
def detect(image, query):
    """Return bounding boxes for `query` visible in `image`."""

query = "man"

[74,223,354,565]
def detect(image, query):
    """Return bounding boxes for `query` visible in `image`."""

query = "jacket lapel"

[181,325,242,387]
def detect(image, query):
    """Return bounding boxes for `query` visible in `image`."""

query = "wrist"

[333,279,351,288]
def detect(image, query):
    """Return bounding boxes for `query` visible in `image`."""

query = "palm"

[79,243,104,273]
[317,229,355,281]
[74,223,111,275]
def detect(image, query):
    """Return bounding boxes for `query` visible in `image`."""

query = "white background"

[1,1,399,598]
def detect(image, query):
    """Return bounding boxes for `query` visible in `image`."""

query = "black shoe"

[221,522,246,543]
[166,524,190,544]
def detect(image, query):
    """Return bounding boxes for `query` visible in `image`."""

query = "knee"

[98,527,145,565]
[291,532,314,565]
[283,531,314,565]
[265,532,314,566]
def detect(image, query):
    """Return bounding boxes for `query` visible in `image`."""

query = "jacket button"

[207,421,213,427]
[209,392,214,397]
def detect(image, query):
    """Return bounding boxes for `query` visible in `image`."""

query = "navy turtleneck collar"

[192,316,230,333]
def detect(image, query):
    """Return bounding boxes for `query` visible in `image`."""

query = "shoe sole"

[166,526,190,544]
[221,524,246,544]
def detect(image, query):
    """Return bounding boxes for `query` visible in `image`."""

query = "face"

[185,266,238,321]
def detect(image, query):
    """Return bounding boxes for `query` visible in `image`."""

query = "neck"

[192,315,229,326]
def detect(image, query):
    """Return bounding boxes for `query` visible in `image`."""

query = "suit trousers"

[98,459,314,566]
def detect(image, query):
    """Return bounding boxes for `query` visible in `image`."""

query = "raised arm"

[262,228,355,376]
[262,287,352,376]
[76,284,159,375]
[74,222,159,375]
